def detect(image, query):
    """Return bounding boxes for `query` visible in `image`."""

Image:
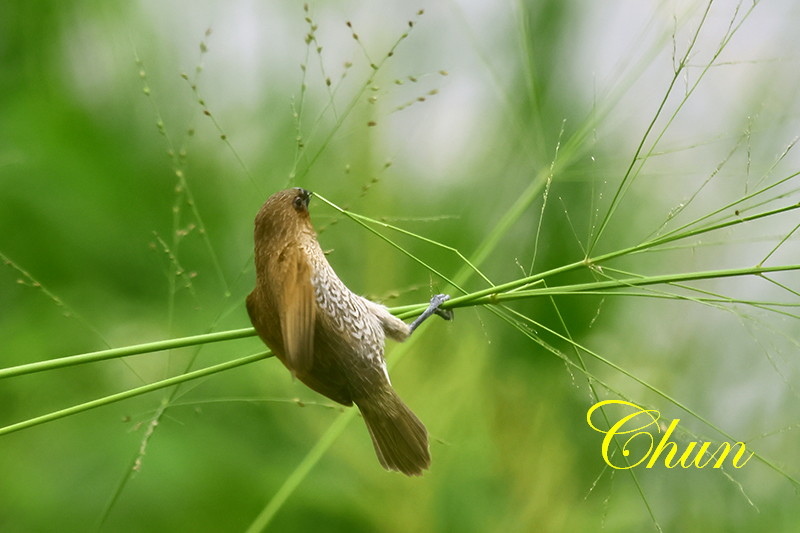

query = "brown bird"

[246,187,451,476]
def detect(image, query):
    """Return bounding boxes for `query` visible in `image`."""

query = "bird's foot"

[409,294,452,333]
[430,294,453,321]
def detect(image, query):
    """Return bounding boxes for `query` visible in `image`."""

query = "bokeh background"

[2,1,799,531]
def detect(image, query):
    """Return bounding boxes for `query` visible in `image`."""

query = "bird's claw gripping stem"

[409,294,452,333]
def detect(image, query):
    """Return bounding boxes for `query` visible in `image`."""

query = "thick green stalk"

[0,351,270,436]
[0,328,256,380]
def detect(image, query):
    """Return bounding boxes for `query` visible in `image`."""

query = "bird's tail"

[355,388,430,476]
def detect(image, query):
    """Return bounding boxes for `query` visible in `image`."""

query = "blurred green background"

[2,1,800,531]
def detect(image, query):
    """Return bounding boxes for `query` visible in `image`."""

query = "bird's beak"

[295,187,312,208]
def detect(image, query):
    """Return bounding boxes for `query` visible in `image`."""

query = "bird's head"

[254,187,314,243]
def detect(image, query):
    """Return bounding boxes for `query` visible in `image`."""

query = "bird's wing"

[278,246,316,374]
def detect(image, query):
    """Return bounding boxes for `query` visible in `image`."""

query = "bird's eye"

[293,196,305,210]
